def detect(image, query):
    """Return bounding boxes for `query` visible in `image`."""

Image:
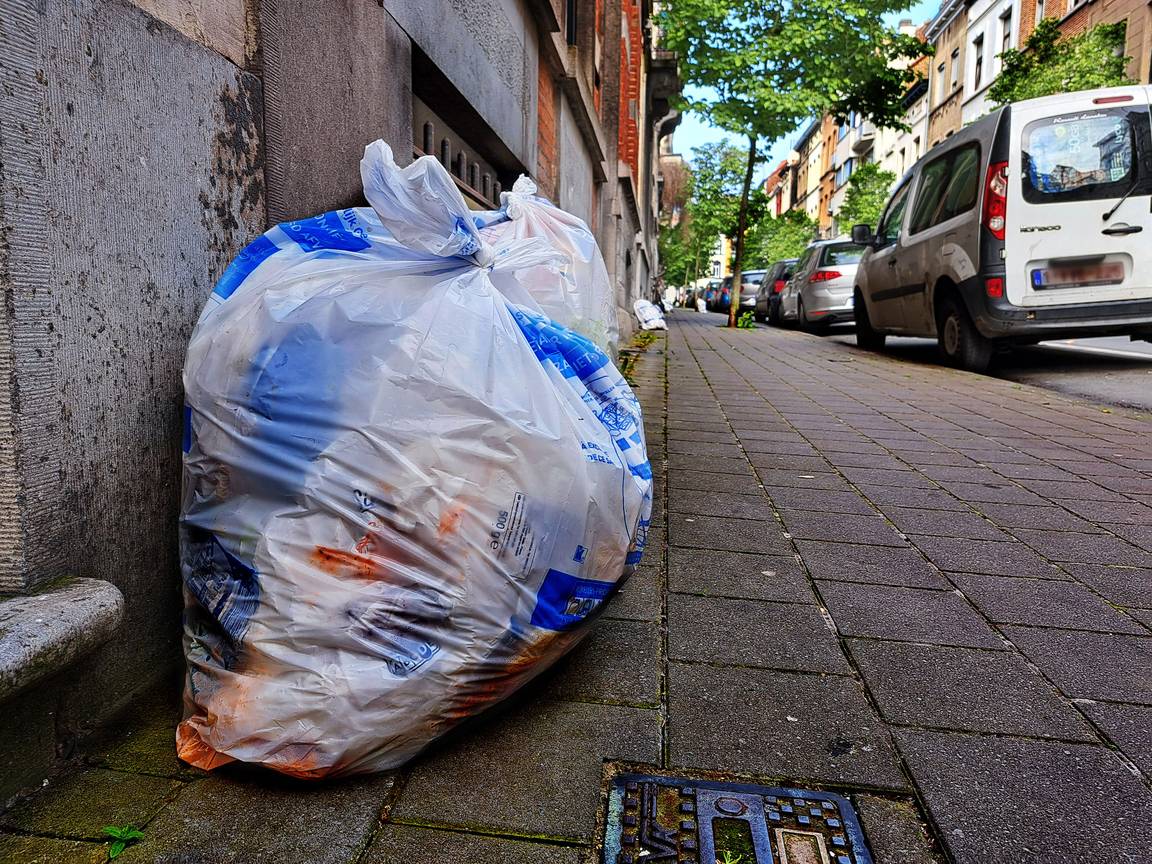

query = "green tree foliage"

[658,220,696,286]
[837,162,897,230]
[990,19,1135,105]
[659,0,925,325]
[746,209,818,267]
[659,141,753,287]
[687,141,747,242]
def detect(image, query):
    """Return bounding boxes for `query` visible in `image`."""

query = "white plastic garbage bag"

[178,140,652,779]
[634,298,667,330]
[474,176,619,357]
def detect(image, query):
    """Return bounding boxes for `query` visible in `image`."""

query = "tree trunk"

[727,135,758,327]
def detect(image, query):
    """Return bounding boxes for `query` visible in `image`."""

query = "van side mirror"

[851,224,874,246]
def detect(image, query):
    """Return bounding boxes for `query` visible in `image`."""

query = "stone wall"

[0,0,416,804]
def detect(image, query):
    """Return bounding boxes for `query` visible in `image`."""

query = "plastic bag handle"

[360,140,494,266]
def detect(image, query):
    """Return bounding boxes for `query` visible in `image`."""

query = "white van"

[852,85,1152,371]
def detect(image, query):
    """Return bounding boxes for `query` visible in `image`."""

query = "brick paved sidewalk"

[3,313,1152,863]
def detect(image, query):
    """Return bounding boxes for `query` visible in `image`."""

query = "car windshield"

[820,243,865,265]
[744,273,764,285]
[1022,108,1142,203]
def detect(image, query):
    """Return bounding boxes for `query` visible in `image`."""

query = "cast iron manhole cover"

[602,772,873,864]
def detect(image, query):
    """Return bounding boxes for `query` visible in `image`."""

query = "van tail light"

[809,270,842,283]
[984,161,1008,241]
[773,279,787,294]
[985,277,1004,299]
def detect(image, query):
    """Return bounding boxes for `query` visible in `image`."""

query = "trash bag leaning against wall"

[178,140,652,779]
[474,176,619,357]
[633,299,667,330]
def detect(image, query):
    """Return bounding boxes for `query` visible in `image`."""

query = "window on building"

[1000,9,1013,56]
[565,0,578,45]
[1035,0,1045,23]
[950,48,960,89]
[936,62,947,104]
[973,35,985,89]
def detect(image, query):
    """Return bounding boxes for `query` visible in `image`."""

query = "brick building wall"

[537,61,559,201]
[1018,0,1152,83]
[619,0,643,177]
[927,9,967,145]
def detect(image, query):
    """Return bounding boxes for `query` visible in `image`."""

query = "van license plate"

[1032,262,1124,289]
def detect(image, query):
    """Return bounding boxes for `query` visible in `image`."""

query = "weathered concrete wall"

[261,0,412,222]
[0,0,265,802]
[386,0,538,168]
[559,96,596,226]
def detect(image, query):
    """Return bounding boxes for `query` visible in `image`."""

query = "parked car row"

[745,85,1152,372]
[704,270,769,314]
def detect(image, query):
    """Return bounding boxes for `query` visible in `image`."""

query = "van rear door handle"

[1102,224,1143,236]
[888,259,898,268]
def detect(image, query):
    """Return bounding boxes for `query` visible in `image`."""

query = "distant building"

[763,158,797,216]
[927,0,970,146]
[1018,0,1152,84]
[963,0,1018,124]
[793,120,825,223]
[875,56,931,180]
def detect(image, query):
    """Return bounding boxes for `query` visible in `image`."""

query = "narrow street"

[5,312,1152,863]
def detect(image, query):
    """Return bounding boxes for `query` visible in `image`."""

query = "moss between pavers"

[85,713,200,781]
[80,680,200,782]
[0,832,109,864]
[0,767,183,841]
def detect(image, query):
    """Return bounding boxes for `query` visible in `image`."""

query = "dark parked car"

[709,276,733,313]
[755,258,799,324]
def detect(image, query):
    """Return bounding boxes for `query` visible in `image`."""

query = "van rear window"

[1022,108,1150,203]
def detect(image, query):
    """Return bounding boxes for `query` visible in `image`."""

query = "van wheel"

[937,296,992,372]
[854,291,886,350]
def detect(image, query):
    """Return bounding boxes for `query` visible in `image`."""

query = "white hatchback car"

[778,239,866,332]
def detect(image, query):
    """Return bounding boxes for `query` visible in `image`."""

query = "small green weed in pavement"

[737,311,755,329]
[718,853,743,864]
[102,825,144,859]
[633,329,658,347]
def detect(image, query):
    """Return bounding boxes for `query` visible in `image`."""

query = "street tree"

[990,19,1134,105]
[659,0,924,326]
[686,141,746,250]
[837,162,898,231]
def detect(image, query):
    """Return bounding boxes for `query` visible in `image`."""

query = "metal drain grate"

[602,772,874,864]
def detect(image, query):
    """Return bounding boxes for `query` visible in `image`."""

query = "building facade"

[962,0,1019,123]
[0,0,677,803]
[927,0,970,146]
[1018,0,1152,83]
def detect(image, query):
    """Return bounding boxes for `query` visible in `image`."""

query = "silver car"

[738,269,768,313]
[779,240,866,332]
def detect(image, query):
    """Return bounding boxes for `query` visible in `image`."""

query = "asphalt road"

[827,330,1152,414]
